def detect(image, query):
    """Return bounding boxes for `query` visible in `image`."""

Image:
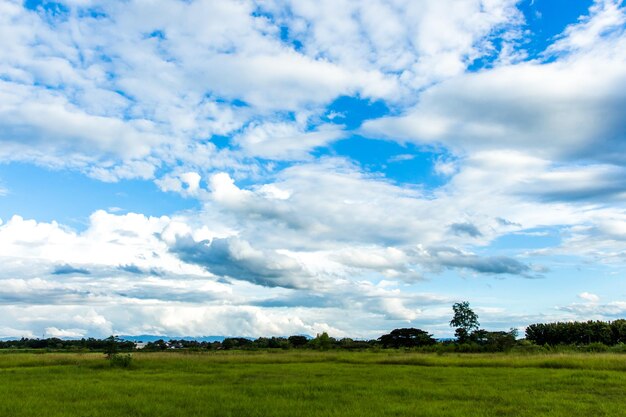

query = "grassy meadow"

[1,350,625,416]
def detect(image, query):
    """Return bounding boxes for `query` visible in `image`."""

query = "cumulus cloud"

[0,278,89,305]
[234,122,345,160]
[362,56,626,163]
[262,0,523,89]
[0,0,525,181]
[558,300,626,319]
[1,0,625,338]
[45,327,85,339]
[204,162,440,249]
[578,292,600,303]
[0,209,446,337]
[0,211,207,277]
[170,235,313,289]
[361,1,626,165]
[0,326,35,339]
[542,213,626,265]
[155,171,203,196]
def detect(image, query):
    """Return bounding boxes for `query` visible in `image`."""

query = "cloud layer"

[1,0,626,338]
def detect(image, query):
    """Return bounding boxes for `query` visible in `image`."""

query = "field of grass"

[1,350,625,416]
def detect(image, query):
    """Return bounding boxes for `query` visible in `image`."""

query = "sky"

[0,0,625,340]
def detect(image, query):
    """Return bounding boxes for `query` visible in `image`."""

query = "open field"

[1,351,625,416]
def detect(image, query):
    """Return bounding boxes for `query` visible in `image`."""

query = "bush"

[109,353,133,368]
[511,340,547,354]
[609,343,626,353]
[584,342,608,353]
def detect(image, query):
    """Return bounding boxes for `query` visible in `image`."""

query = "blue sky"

[0,0,625,339]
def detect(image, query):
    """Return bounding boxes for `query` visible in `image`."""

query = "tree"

[469,328,518,351]
[526,320,623,346]
[222,337,252,350]
[104,335,120,359]
[378,328,436,348]
[450,301,479,343]
[310,332,334,350]
[288,335,309,348]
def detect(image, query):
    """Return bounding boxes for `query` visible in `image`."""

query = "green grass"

[1,351,625,416]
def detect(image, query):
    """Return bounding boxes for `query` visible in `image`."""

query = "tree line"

[0,336,136,351]
[1,302,625,353]
[525,320,626,346]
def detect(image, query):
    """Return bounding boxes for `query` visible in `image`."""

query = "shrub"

[609,343,626,353]
[584,342,608,353]
[511,340,547,354]
[109,353,133,368]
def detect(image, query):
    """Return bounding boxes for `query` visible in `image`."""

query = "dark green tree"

[310,332,334,350]
[612,319,626,344]
[450,301,479,343]
[469,328,518,351]
[378,328,436,348]
[104,335,120,359]
[526,320,624,346]
[288,335,309,348]
[222,337,253,350]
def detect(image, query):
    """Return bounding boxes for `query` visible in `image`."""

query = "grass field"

[1,351,625,416]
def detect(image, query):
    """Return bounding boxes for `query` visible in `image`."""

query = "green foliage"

[144,339,169,350]
[288,335,309,348]
[469,329,518,352]
[310,332,334,350]
[253,337,291,349]
[584,342,609,353]
[103,335,120,359]
[0,336,135,351]
[378,328,436,348]
[450,301,480,343]
[109,353,133,368]
[338,338,371,350]
[3,311,626,356]
[511,340,547,354]
[611,319,626,343]
[526,320,626,346]
[221,337,253,350]
[610,343,626,353]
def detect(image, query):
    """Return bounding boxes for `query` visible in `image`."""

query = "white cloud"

[548,0,625,53]
[1,0,625,338]
[0,326,35,339]
[0,208,458,337]
[578,292,600,303]
[433,157,457,176]
[45,327,86,339]
[361,2,626,165]
[558,300,626,319]
[263,0,522,90]
[0,0,525,181]
[156,171,203,196]
[0,211,204,276]
[234,122,345,160]
[544,213,626,265]
[361,55,626,163]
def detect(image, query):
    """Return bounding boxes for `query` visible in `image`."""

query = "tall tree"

[450,301,479,343]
